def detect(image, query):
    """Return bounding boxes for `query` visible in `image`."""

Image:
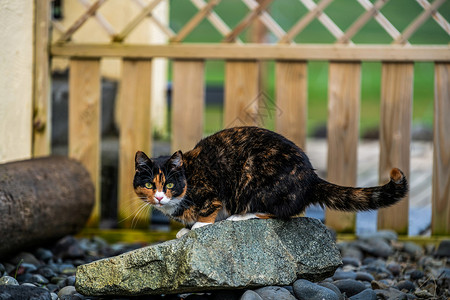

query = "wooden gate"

[35,0,449,236]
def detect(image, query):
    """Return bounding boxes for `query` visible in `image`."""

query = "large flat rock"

[76,218,341,296]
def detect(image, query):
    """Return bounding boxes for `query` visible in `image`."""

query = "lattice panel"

[53,0,449,45]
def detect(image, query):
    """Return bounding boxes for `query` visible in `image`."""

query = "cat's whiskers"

[131,201,152,228]
[118,201,150,225]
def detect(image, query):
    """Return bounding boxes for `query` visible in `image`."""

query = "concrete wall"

[0,0,33,163]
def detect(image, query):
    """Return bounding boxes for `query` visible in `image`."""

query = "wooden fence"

[36,0,450,236]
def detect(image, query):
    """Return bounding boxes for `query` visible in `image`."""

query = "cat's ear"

[135,151,152,170]
[168,150,183,169]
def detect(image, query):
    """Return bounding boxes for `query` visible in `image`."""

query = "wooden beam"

[117,59,153,229]
[432,62,450,235]
[223,0,273,43]
[56,0,107,43]
[325,62,361,233]
[377,62,413,234]
[33,0,51,157]
[51,43,450,62]
[171,0,221,43]
[69,59,102,227]
[337,0,389,44]
[275,61,307,150]
[224,61,260,127]
[171,60,205,153]
[114,0,164,42]
[394,0,446,45]
[279,0,333,44]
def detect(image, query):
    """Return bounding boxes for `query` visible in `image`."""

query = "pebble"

[254,286,296,300]
[293,279,338,300]
[0,275,19,285]
[396,280,415,292]
[354,271,374,282]
[1,234,450,300]
[434,239,450,257]
[341,257,360,267]
[332,270,356,280]
[409,269,424,280]
[348,288,377,300]
[332,279,366,297]
[240,290,263,300]
[58,285,77,298]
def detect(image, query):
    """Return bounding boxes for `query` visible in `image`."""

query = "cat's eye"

[144,182,153,189]
[166,183,174,189]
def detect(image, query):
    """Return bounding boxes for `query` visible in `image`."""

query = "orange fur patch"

[255,213,276,219]
[390,168,403,184]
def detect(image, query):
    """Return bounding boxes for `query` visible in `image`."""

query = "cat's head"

[133,151,187,210]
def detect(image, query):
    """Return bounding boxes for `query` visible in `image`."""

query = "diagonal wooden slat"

[191,0,242,43]
[299,0,345,41]
[56,0,108,43]
[242,0,286,39]
[337,0,389,44]
[357,0,404,43]
[279,0,333,43]
[394,0,446,44]
[133,0,175,39]
[171,0,221,43]
[223,0,274,43]
[78,0,117,38]
[416,0,450,35]
[114,0,164,42]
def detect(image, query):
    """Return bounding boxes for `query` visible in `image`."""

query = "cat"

[134,126,408,237]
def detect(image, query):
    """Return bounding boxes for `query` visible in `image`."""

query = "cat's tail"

[311,168,408,211]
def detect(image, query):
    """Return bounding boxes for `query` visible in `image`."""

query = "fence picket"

[377,62,413,234]
[117,59,152,228]
[69,58,101,227]
[325,62,361,233]
[432,62,450,235]
[224,61,260,128]
[275,61,307,150]
[172,60,205,153]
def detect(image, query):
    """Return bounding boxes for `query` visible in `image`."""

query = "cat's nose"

[155,195,163,201]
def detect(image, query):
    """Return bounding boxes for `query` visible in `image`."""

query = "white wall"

[0,0,33,163]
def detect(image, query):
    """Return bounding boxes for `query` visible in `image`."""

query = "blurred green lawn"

[168,0,449,136]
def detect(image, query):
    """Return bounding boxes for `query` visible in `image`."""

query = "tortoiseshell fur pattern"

[134,127,408,230]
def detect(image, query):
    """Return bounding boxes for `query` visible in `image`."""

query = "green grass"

[167,0,449,137]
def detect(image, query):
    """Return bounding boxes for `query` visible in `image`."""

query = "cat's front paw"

[191,222,213,230]
[176,228,190,238]
[227,213,259,221]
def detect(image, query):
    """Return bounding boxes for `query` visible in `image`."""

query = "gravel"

[1,234,449,300]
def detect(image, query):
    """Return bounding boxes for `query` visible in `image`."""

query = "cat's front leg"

[176,228,190,238]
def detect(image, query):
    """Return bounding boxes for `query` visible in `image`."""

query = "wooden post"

[275,61,308,149]
[224,61,260,128]
[377,62,413,234]
[432,62,450,235]
[69,58,101,227]
[171,60,205,153]
[118,59,152,228]
[325,62,361,233]
[33,0,51,157]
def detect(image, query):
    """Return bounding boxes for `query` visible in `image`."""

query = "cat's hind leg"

[227,213,274,221]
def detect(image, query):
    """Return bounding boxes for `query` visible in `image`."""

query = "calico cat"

[134,126,408,237]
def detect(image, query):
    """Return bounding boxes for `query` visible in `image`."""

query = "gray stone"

[435,240,450,257]
[293,279,339,300]
[357,230,398,242]
[58,285,77,298]
[318,282,343,300]
[240,290,263,300]
[332,279,366,297]
[403,242,424,257]
[0,285,51,300]
[349,289,377,300]
[0,276,19,286]
[332,271,356,280]
[76,218,341,296]
[354,271,374,282]
[254,286,296,300]
[375,288,408,300]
